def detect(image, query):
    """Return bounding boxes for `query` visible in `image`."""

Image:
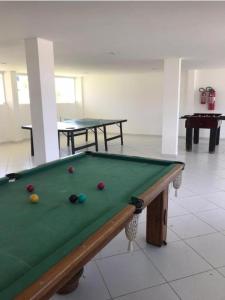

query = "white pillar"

[25,38,59,165]
[4,71,22,142]
[162,58,181,155]
[185,70,197,114]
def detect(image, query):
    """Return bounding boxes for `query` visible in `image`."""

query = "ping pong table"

[22,118,127,156]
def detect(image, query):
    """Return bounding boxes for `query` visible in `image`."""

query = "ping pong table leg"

[67,132,70,147]
[30,129,34,156]
[120,122,124,145]
[94,128,98,152]
[58,131,60,150]
[103,125,108,151]
[85,129,88,142]
[70,131,75,154]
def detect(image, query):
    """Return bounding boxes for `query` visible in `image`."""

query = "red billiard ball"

[97,182,105,190]
[68,166,75,174]
[26,184,34,193]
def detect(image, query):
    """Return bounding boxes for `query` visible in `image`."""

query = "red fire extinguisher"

[199,88,207,104]
[208,88,216,110]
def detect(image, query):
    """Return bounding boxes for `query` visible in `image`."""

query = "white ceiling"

[0,2,225,74]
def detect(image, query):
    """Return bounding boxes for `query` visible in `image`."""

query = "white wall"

[2,67,225,144]
[0,105,11,142]
[83,72,163,135]
[2,71,165,143]
[57,103,83,121]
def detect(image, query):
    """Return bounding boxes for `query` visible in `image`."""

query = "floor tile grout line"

[169,227,219,242]
[216,267,225,279]
[93,260,114,300]
[95,248,176,300]
[168,204,223,236]
[141,243,218,289]
[94,244,140,262]
[190,209,225,232]
[111,282,180,300]
[178,234,225,273]
[140,246,183,300]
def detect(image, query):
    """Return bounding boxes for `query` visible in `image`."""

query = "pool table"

[0,152,184,300]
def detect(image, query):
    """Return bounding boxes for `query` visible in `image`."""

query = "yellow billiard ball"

[30,194,39,203]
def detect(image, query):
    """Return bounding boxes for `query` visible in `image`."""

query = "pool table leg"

[146,188,168,247]
[57,268,84,295]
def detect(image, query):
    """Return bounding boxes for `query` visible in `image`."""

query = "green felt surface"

[63,118,125,128]
[0,152,179,299]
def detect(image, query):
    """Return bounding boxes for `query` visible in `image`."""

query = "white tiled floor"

[2,134,225,299]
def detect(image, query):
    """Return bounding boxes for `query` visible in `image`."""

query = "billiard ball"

[97,182,105,190]
[69,194,78,204]
[78,193,87,203]
[26,184,34,192]
[30,194,39,203]
[68,166,75,174]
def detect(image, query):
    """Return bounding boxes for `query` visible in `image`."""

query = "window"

[17,74,30,104]
[0,73,5,104]
[16,75,76,104]
[55,77,75,103]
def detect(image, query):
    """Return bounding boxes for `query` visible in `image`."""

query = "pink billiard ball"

[97,182,105,190]
[26,184,34,193]
[68,166,75,174]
